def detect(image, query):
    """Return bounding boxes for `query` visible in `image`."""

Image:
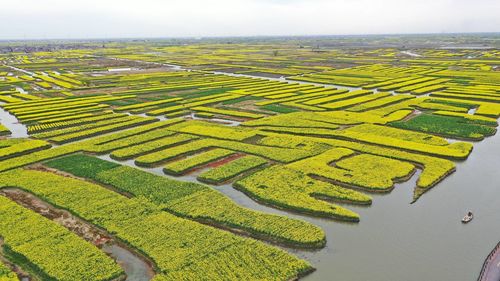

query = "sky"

[0,0,499,39]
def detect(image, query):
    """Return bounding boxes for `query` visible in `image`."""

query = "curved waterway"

[0,188,155,281]
[296,133,500,281]
[98,132,500,281]
[1,59,497,279]
[1,106,498,280]
[0,105,28,138]
[103,244,155,281]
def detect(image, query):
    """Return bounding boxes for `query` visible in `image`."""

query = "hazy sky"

[1,0,499,39]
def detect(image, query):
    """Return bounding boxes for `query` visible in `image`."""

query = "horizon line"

[1,31,499,42]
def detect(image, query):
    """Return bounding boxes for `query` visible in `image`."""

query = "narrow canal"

[0,105,28,138]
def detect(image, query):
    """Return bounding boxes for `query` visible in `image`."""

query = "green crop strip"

[0,261,18,281]
[0,168,313,280]
[390,113,497,140]
[45,154,326,248]
[0,195,123,281]
[198,155,268,184]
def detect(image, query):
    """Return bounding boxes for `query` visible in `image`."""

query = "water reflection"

[0,105,28,138]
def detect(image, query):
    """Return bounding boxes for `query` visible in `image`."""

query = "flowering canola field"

[0,40,498,280]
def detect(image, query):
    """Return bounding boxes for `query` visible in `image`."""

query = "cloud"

[0,0,498,39]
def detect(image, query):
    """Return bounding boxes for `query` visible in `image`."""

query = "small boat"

[462,211,473,223]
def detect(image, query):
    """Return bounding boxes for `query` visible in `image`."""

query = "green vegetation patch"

[44,154,326,247]
[221,96,262,105]
[428,99,476,110]
[180,88,233,99]
[259,104,300,113]
[0,262,18,281]
[163,148,235,175]
[390,113,497,140]
[0,195,123,281]
[46,154,204,201]
[45,153,119,178]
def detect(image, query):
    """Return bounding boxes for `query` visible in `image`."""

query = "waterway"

[96,131,500,281]
[0,104,28,138]
[96,61,500,280]
[102,244,154,281]
[295,133,500,281]
[1,59,499,280]
[401,50,423,57]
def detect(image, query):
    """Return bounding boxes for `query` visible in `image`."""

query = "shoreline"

[478,241,500,281]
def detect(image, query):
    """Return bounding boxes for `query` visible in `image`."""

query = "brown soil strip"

[204,153,243,168]
[34,162,323,251]
[0,188,112,247]
[0,186,157,279]
[0,245,31,281]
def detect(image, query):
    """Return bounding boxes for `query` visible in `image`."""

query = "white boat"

[462,211,473,223]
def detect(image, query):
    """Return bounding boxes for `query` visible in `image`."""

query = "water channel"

[1,61,498,280]
[97,131,500,281]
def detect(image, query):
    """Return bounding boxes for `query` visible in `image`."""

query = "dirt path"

[0,189,155,281]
